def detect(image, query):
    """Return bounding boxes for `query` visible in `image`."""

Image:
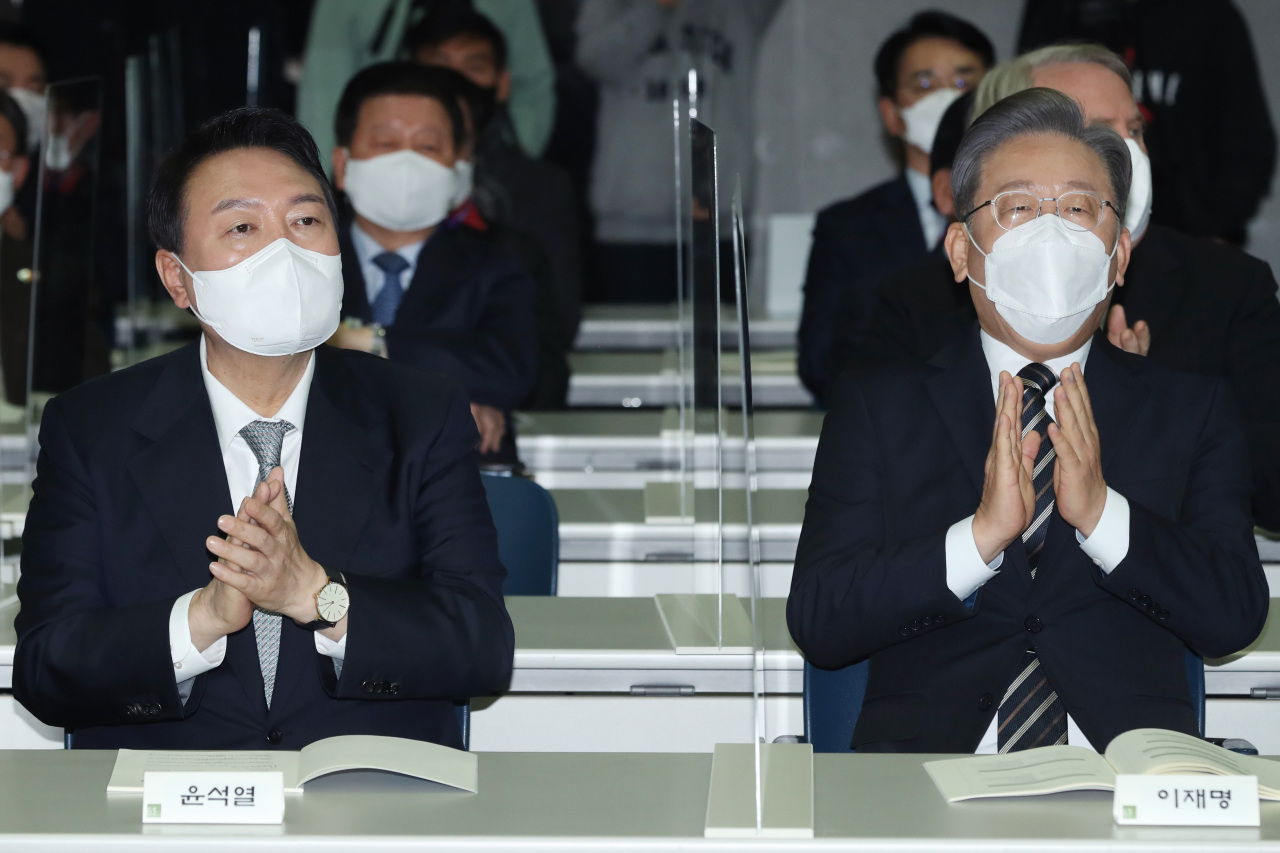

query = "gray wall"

[754,0,1280,274]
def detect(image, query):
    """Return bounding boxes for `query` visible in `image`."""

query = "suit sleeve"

[1098,378,1268,659]
[797,211,849,405]
[13,399,186,729]
[1224,260,1280,531]
[786,376,977,669]
[384,254,537,411]
[327,384,514,701]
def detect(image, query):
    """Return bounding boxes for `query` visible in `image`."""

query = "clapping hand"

[972,372,1042,563]
[1048,364,1108,537]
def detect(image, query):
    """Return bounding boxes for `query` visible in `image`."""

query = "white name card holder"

[143,771,285,825]
[704,742,814,838]
[1113,774,1260,827]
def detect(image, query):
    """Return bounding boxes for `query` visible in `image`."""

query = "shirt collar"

[904,167,947,248]
[979,329,1093,402]
[199,334,315,453]
[349,221,427,271]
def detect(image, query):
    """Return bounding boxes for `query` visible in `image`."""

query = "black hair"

[0,24,47,68]
[929,91,973,176]
[0,90,28,155]
[403,6,508,71]
[147,106,338,253]
[873,11,995,100]
[333,61,467,152]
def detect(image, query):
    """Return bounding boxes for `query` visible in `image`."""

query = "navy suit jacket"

[340,221,537,412]
[797,176,928,403]
[14,343,515,750]
[854,224,1280,531]
[788,328,1267,753]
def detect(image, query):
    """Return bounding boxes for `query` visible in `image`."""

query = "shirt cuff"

[315,630,347,661]
[170,590,226,683]
[945,515,1004,602]
[1075,486,1130,574]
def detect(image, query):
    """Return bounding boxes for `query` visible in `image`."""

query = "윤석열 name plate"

[142,771,285,824]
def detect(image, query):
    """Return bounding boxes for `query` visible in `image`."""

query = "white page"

[1105,729,1280,799]
[925,746,1117,803]
[297,735,477,793]
[108,750,303,793]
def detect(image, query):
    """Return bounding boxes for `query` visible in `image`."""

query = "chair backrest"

[480,472,559,596]
[455,701,471,751]
[804,647,1206,752]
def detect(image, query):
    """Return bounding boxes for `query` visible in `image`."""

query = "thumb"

[1020,429,1042,474]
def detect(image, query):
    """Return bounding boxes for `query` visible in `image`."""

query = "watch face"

[316,582,350,623]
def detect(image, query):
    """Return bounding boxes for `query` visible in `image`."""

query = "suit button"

[978,693,993,710]
[910,620,922,632]
[147,704,160,716]
[388,682,400,695]
[1146,603,1159,615]
[898,627,911,637]
[1025,616,1042,633]
[266,728,283,745]
[1138,594,1152,605]
[922,616,934,627]
[934,614,945,624]
[362,681,375,694]
[1157,609,1170,621]
[1127,588,1141,602]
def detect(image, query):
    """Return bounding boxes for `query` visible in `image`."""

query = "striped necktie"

[238,419,295,710]
[997,363,1068,752]
[370,251,410,327]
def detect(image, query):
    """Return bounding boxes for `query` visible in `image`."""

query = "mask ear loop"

[170,254,220,330]
[962,221,990,290]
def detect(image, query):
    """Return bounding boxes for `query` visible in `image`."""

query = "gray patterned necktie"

[238,420,295,709]
[997,363,1068,752]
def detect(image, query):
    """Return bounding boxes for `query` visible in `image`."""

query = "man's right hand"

[470,403,507,455]
[972,372,1042,563]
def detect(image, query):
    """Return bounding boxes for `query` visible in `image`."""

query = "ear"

[10,156,28,192]
[943,221,971,283]
[931,168,954,218]
[496,68,512,104]
[878,96,905,137]
[331,147,348,190]
[1112,226,1132,287]
[155,250,193,310]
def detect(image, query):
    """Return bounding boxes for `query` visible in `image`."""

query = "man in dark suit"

[856,44,1280,531]
[14,107,514,750]
[797,11,994,403]
[788,89,1266,754]
[327,62,537,463]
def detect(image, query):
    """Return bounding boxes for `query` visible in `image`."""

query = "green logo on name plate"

[1123,806,1136,819]
[147,804,161,818]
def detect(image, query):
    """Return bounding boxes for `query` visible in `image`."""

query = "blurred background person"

[0,90,32,405]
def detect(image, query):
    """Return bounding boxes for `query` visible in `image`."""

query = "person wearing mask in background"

[297,0,555,161]
[327,62,537,464]
[0,24,47,154]
[789,88,1266,753]
[0,91,33,406]
[1018,0,1275,248]
[14,107,514,749]
[407,6,582,373]
[797,11,994,405]
[577,0,780,303]
[857,44,1280,533]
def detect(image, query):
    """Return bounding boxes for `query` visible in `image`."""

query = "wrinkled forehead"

[977,133,1113,205]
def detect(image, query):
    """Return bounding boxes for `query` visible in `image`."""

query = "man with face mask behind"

[327,62,537,462]
[853,44,1280,533]
[798,10,995,405]
[0,89,33,406]
[13,107,514,750]
[789,89,1266,754]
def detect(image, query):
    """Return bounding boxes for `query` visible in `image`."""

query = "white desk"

[566,350,813,408]
[574,303,798,351]
[3,749,1280,851]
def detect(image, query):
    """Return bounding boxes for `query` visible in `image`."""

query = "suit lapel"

[875,175,928,257]
[925,326,995,499]
[339,221,373,323]
[399,227,476,321]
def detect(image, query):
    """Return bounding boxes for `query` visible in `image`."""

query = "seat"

[480,471,559,596]
[803,648,1206,753]
[455,701,471,751]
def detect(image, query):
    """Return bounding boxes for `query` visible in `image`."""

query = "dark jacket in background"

[797,175,928,404]
[849,225,1280,532]
[1018,0,1276,245]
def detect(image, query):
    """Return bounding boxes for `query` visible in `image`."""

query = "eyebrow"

[211,193,326,214]
[990,179,1100,195]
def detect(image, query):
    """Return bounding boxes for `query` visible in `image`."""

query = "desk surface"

[567,350,812,408]
[2,749,1279,851]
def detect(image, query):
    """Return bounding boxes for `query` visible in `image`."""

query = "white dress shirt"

[943,330,1132,753]
[350,222,426,307]
[905,166,949,251]
[168,336,345,698]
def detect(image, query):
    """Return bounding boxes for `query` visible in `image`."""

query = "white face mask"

[967,214,1119,345]
[342,149,458,232]
[451,159,473,209]
[1124,138,1152,243]
[7,87,44,152]
[899,88,963,154]
[175,238,344,357]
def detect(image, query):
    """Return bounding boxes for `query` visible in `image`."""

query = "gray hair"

[952,87,1132,225]
[971,43,1133,122]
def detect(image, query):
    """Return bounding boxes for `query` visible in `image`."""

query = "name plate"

[143,771,285,824]
[1113,774,1259,827]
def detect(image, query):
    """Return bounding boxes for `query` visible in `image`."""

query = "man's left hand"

[206,466,330,626]
[1048,363,1108,537]
[1106,305,1151,356]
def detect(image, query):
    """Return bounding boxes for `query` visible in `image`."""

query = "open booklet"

[107,734,477,794]
[926,728,1280,803]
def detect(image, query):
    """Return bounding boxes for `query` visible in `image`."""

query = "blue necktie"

[997,363,1067,752]
[370,251,410,327]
